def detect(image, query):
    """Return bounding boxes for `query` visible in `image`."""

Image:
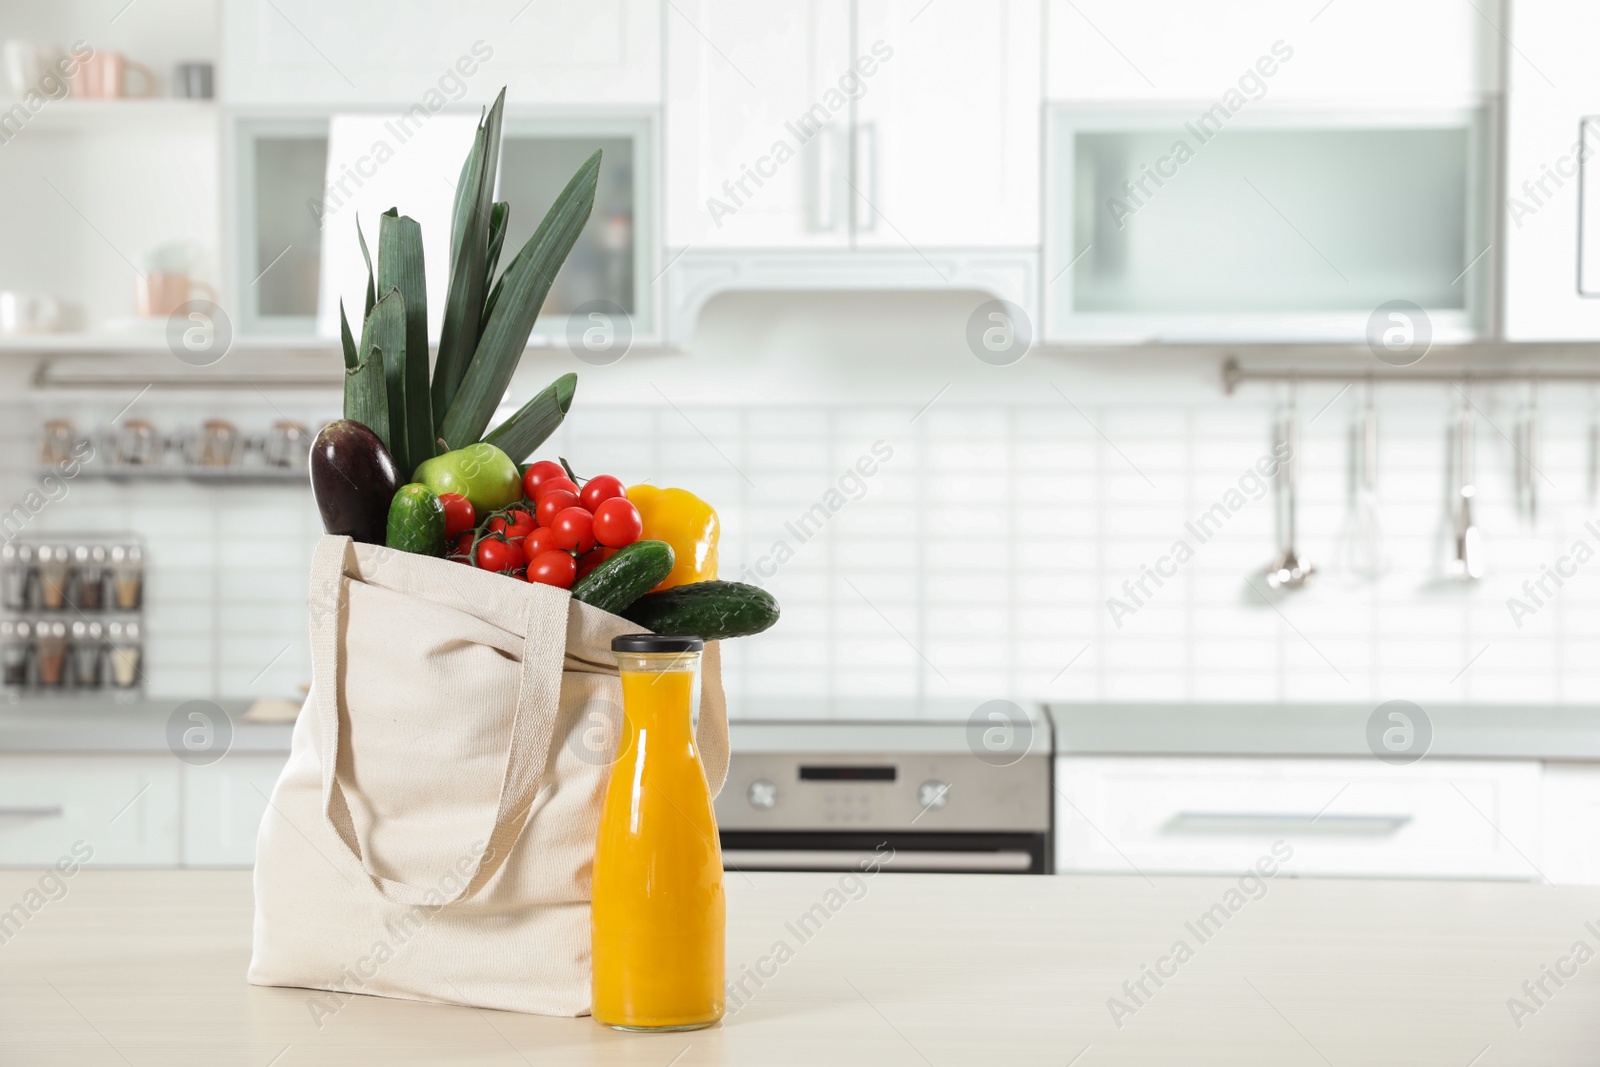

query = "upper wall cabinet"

[664,0,854,249]
[666,0,1040,249]
[1046,0,1499,105]
[853,0,1040,248]
[1502,0,1600,341]
[221,0,661,104]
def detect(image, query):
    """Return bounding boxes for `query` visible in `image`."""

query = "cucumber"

[385,483,446,556]
[571,540,675,615]
[621,581,780,640]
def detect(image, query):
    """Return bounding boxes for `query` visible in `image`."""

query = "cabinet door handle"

[1164,812,1412,836]
[1581,117,1600,296]
[853,121,878,233]
[0,805,64,817]
[807,123,846,234]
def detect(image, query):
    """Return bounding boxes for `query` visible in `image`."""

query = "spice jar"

[70,620,102,688]
[0,543,33,610]
[34,620,67,687]
[72,544,106,610]
[196,419,238,467]
[264,420,311,468]
[1,620,28,689]
[41,419,75,465]
[109,544,143,610]
[36,545,69,610]
[116,419,160,466]
[107,621,141,689]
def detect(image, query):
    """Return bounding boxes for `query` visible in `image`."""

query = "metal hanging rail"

[1222,356,1600,394]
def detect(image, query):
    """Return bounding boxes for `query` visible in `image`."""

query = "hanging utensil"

[1333,381,1383,583]
[1515,381,1540,526]
[1265,386,1315,591]
[1446,388,1484,581]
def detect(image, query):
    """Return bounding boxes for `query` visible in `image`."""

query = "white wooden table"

[0,869,1596,1065]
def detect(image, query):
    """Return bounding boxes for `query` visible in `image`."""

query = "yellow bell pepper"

[626,484,718,590]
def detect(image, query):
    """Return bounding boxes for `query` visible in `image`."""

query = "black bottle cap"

[611,633,704,653]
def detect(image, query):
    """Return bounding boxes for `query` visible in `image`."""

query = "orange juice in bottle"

[592,634,724,1031]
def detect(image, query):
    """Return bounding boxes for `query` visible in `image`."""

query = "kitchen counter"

[0,699,292,753]
[1050,702,1600,761]
[1,870,1596,1064]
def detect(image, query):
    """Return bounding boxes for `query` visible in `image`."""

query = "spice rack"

[0,533,145,701]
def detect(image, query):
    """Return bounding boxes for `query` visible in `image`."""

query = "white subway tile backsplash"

[5,390,1594,717]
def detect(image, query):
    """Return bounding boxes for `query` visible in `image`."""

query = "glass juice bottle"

[592,634,724,1031]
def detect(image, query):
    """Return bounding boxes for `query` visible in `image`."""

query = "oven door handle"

[722,848,1034,873]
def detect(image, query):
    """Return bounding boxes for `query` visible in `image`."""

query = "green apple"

[413,442,522,513]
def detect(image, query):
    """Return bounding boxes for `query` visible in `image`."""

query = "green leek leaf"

[338,299,358,371]
[482,373,576,462]
[356,287,407,472]
[439,149,599,449]
[378,209,434,469]
[432,89,505,422]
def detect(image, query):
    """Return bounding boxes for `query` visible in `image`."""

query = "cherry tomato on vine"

[451,531,475,557]
[524,526,558,558]
[489,508,537,542]
[535,476,579,500]
[591,497,642,548]
[522,461,566,501]
[579,474,626,513]
[476,538,520,573]
[536,490,581,528]
[527,549,577,588]
[438,493,475,539]
[551,506,596,554]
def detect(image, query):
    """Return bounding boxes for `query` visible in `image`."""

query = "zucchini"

[571,540,674,615]
[621,580,779,641]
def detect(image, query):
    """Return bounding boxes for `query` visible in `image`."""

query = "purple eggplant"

[310,420,399,544]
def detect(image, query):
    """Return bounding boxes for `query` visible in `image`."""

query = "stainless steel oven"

[714,710,1054,874]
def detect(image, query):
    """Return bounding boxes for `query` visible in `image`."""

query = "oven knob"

[747,779,778,810]
[917,780,950,810]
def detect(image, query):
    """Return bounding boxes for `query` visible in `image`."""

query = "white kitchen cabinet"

[0,756,180,868]
[852,0,1040,248]
[1046,0,1498,104]
[664,0,854,248]
[666,0,1040,250]
[182,756,288,868]
[1056,756,1544,881]
[221,0,661,105]
[1501,0,1600,340]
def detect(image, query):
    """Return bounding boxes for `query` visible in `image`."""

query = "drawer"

[0,756,181,868]
[182,756,288,867]
[1056,757,1543,880]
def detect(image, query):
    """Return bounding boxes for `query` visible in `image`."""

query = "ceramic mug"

[3,41,64,98]
[172,61,213,100]
[135,272,216,318]
[69,51,154,100]
[0,292,63,335]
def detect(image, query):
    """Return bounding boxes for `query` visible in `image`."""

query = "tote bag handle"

[308,537,568,907]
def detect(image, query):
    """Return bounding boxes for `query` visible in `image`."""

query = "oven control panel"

[716,754,1049,832]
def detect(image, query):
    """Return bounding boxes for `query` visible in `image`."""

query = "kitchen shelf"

[57,467,308,486]
[16,99,218,134]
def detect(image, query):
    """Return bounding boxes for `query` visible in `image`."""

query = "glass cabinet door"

[1046,109,1491,342]
[234,118,329,335]
[497,117,653,336]
[233,113,653,341]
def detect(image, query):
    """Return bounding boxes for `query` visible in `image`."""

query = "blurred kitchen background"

[4,0,1600,881]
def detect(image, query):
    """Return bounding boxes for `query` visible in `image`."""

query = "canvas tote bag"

[248,535,730,1016]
